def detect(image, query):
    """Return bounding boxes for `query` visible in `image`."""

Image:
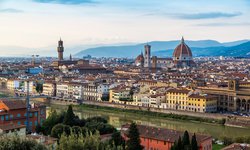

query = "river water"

[47,105,250,139]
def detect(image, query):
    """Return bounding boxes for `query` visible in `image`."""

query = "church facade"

[135,37,195,69]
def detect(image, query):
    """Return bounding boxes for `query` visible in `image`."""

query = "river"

[47,104,250,140]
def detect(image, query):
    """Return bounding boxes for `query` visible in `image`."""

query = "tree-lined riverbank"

[48,103,250,140]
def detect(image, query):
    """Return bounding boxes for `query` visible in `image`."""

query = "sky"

[0,0,249,56]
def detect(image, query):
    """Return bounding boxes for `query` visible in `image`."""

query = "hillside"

[75,40,250,58]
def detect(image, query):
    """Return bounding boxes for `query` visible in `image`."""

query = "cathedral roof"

[173,37,192,58]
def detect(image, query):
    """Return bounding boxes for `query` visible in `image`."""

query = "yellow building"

[187,94,217,113]
[42,81,56,96]
[166,89,190,110]
[166,88,217,113]
[6,79,20,91]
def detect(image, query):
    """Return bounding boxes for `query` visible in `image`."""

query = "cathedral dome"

[135,53,144,66]
[173,37,192,59]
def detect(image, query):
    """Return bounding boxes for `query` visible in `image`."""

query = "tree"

[0,135,47,150]
[177,136,182,150]
[63,105,76,126]
[183,130,190,150]
[36,83,43,94]
[42,110,64,135]
[191,133,198,150]
[111,131,125,149]
[35,124,45,134]
[126,122,143,150]
[58,131,101,150]
[51,123,65,138]
[222,136,233,146]
[72,126,82,135]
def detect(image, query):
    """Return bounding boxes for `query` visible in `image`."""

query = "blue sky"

[0,0,249,56]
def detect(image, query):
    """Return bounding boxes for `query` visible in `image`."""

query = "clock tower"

[57,38,64,61]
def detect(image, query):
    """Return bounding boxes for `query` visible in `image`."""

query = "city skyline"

[0,0,249,56]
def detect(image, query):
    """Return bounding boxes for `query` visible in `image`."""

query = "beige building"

[6,79,20,91]
[42,81,56,96]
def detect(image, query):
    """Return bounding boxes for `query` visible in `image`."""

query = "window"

[5,115,8,120]
[29,113,33,117]
[1,116,4,121]
[10,115,13,119]
[35,121,38,126]
[17,114,21,118]
[18,121,21,125]
[30,122,32,126]
[34,112,38,117]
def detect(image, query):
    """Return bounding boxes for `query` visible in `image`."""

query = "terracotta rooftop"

[0,100,26,110]
[121,124,211,144]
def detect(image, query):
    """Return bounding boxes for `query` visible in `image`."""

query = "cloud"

[33,0,94,5]
[196,22,250,26]
[172,12,242,19]
[0,8,23,13]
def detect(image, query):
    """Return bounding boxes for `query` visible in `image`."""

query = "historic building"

[199,79,250,112]
[50,39,107,74]
[57,38,64,61]
[135,37,194,69]
[121,124,212,150]
[173,37,195,68]
[0,100,46,132]
[144,44,151,68]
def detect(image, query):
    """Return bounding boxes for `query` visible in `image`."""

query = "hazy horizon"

[0,0,249,56]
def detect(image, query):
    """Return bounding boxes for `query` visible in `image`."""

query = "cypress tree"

[183,130,190,150]
[177,136,182,150]
[63,105,76,126]
[191,133,198,150]
[126,122,143,150]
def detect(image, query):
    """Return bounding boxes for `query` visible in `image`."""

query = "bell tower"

[228,79,239,91]
[57,38,64,61]
[144,44,151,68]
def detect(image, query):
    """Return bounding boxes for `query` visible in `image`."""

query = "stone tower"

[57,38,64,61]
[144,44,151,68]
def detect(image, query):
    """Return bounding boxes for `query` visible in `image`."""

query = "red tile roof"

[0,100,26,110]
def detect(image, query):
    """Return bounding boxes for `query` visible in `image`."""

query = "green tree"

[63,105,76,126]
[72,126,82,135]
[35,124,45,134]
[191,134,198,150]
[42,110,64,135]
[51,123,65,138]
[222,136,233,146]
[58,131,102,150]
[36,83,43,94]
[171,141,177,150]
[177,136,182,150]
[126,122,143,150]
[183,130,190,150]
[111,131,125,149]
[0,135,47,150]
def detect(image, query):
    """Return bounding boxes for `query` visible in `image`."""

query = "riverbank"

[47,103,250,141]
[45,98,250,128]
[75,103,226,125]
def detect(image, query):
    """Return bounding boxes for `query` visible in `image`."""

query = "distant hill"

[154,41,250,57]
[75,40,250,58]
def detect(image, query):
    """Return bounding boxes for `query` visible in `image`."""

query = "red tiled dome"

[135,53,144,65]
[173,37,192,58]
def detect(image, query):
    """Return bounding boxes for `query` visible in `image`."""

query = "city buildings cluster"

[0,38,250,114]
